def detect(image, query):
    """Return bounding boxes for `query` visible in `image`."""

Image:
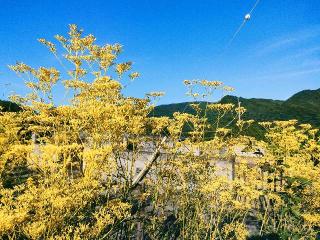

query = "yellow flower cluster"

[0,25,319,239]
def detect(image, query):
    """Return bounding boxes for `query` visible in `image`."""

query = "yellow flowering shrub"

[0,25,319,239]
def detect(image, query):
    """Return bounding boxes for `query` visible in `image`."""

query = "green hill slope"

[152,88,320,138]
[0,100,21,112]
[1,88,319,137]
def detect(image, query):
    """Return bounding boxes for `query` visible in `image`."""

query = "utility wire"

[249,0,261,15]
[223,0,261,51]
[224,20,247,51]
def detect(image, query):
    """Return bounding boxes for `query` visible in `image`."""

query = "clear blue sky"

[0,0,319,104]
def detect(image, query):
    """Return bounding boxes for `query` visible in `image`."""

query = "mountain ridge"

[0,100,21,112]
[152,88,320,138]
[1,88,319,128]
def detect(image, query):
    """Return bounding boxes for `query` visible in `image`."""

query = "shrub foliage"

[0,25,319,239]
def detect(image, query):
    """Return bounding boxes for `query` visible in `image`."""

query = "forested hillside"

[0,100,21,112]
[152,88,320,138]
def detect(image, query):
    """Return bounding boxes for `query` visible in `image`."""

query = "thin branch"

[130,136,167,190]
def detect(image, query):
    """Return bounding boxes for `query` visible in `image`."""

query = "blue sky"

[0,0,319,104]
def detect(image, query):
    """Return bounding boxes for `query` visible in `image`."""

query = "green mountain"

[151,88,320,138]
[0,100,21,112]
[1,88,319,138]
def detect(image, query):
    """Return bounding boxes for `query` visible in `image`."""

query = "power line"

[223,0,262,51]
[249,0,261,15]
